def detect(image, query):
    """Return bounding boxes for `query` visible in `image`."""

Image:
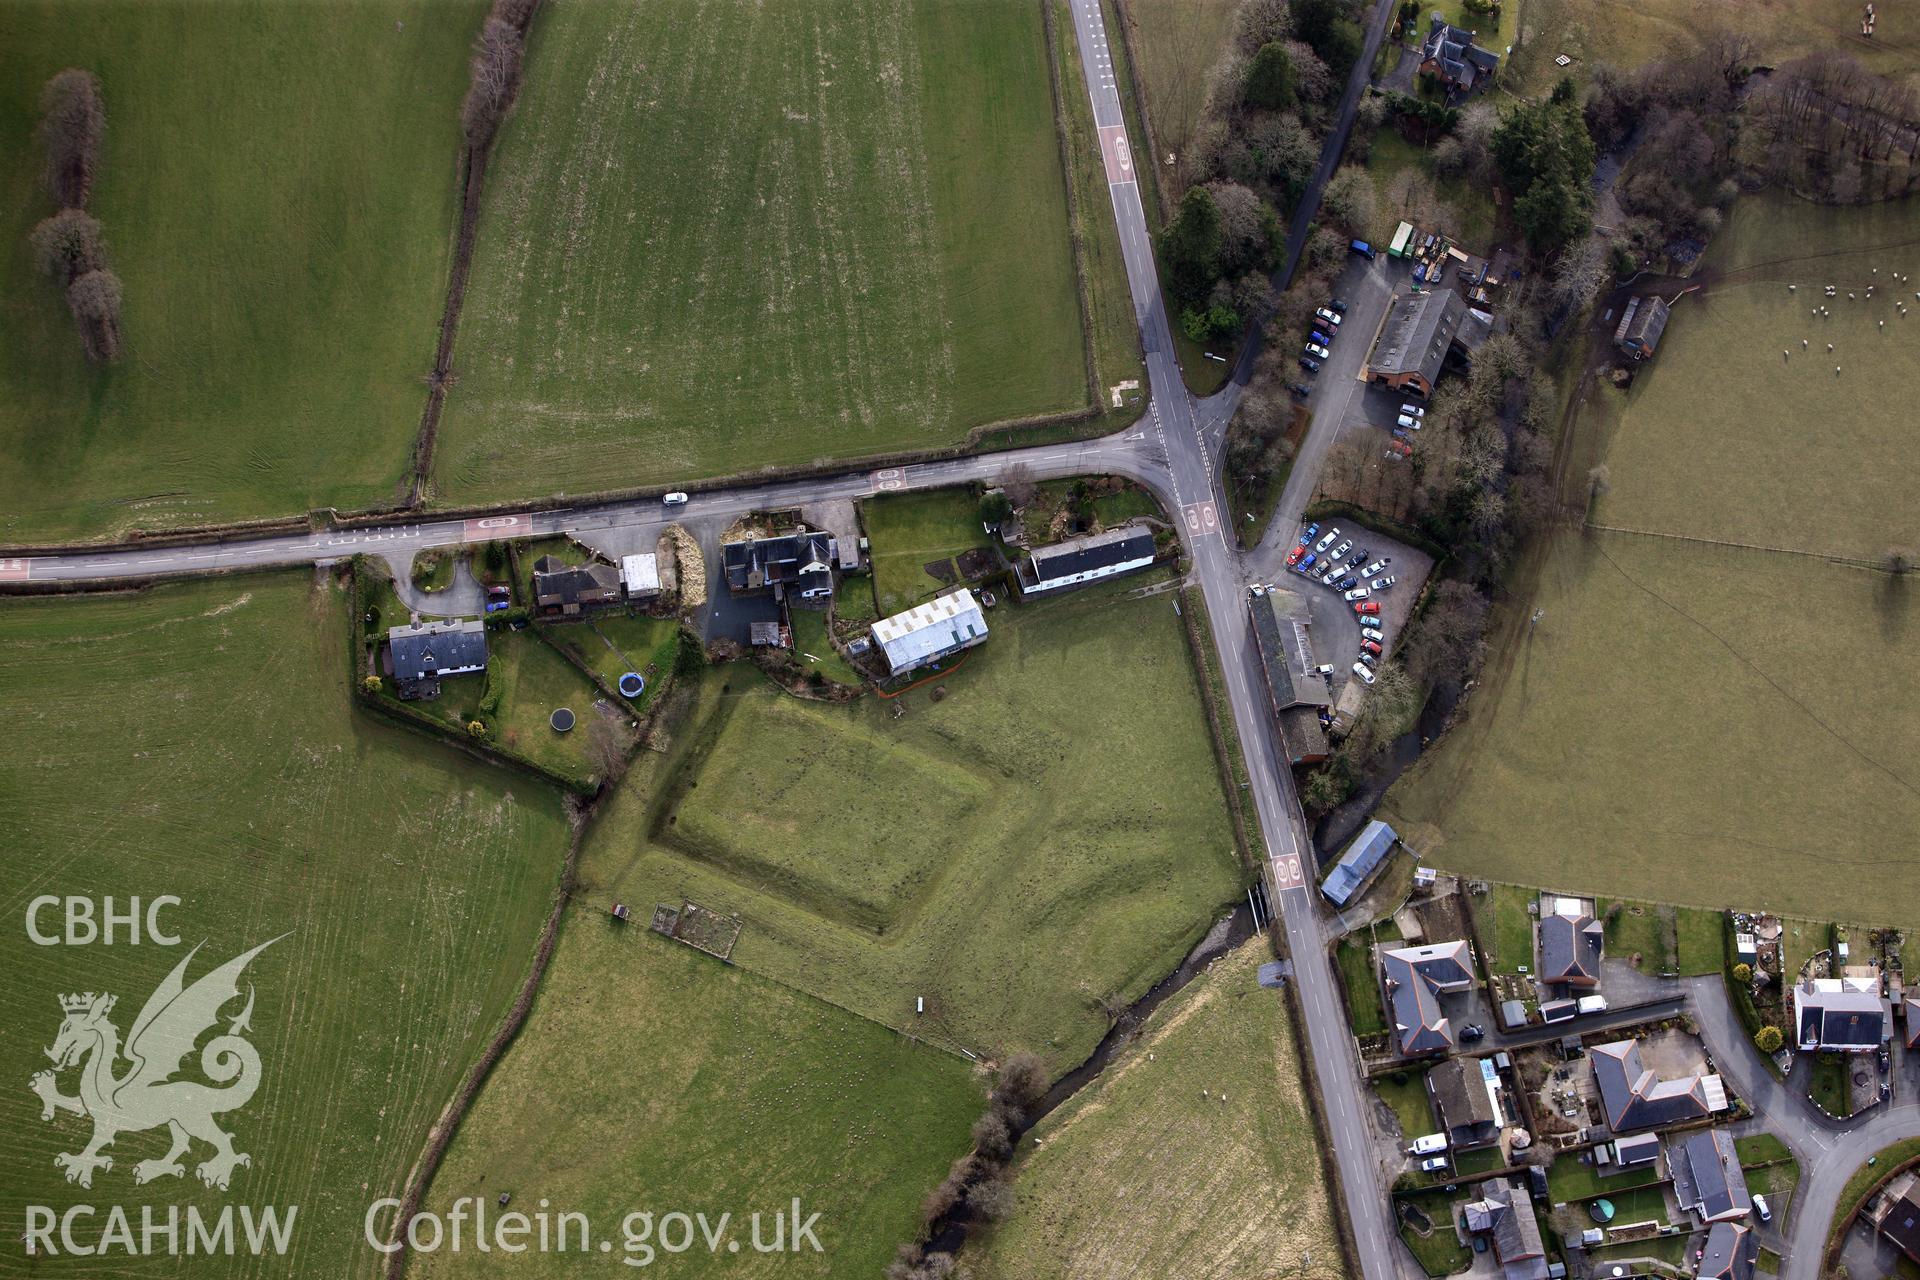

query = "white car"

[1396,414,1421,431]
[1314,528,1340,553]
[1328,539,1353,562]
[663,491,690,505]
[1371,575,1397,591]
[1320,566,1342,585]
[1360,626,1384,643]
[1753,1194,1772,1223]
[1343,587,1370,602]
[1407,1133,1448,1156]
[1304,342,1331,360]
[1361,558,1391,576]
[1351,662,1376,685]
[1419,1155,1450,1173]
[1315,307,1343,327]
[1400,402,1425,418]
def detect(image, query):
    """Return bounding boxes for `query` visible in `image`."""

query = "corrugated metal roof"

[872,589,988,673]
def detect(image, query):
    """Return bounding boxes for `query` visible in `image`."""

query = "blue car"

[1336,576,1357,591]
[1311,329,1333,346]
[1298,522,1320,546]
[1297,552,1318,573]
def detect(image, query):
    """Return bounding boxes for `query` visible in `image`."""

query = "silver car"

[1351,662,1376,686]
[1370,576,1397,591]
[1360,626,1384,643]
[1315,527,1340,553]
[1328,539,1353,562]
[1361,558,1391,576]
[1343,587,1370,602]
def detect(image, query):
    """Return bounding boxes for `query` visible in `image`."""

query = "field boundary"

[1174,583,1264,873]
[1584,519,1886,571]
[1038,0,1105,425]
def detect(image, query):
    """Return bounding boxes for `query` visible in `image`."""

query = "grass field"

[1505,0,1917,97]
[546,613,685,707]
[969,940,1344,1280]
[1386,197,1920,929]
[1367,130,1499,253]
[413,913,980,1279]
[434,0,1086,504]
[1121,0,1235,199]
[0,0,474,542]
[0,574,569,1276]
[574,573,1242,1070]
[1340,936,1389,1035]
[861,488,994,615]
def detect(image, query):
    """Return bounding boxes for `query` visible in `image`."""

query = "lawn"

[0,0,474,542]
[1396,1190,1474,1276]
[861,488,995,615]
[1374,1066,1437,1142]
[1810,1052,1852,1117]
[573,576,1243,1071]
[1340,936,1389,1035]
[433,0,1086,504]
[789,606,862,685]
[413,913,981,1279]
[968,939,1345,1280]
[1591,196,1920,561]
[1586,1182,1672,1228]
[1547,1151,1663,1202]
[0,574,570,1276]
[547,612,685,707]
[1476,883,1536,976]
[1598,899,1675,973]
[1676,907,1726,976]
[1367,129,1499,253]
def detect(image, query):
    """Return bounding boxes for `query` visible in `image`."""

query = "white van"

[1407,1133,1448,1156]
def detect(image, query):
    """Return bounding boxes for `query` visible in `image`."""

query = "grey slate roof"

[532,555,621,608]
[1674,1129,1751,1222]
[1429,1056,1498,1144]
[1617,294,1670,356]
[1251,588,1331,715]
[1368,289,1465,389]
[1463,1179,1549,1280]
[1322,819,1396,907]
[722,531,836,599]
[1590,1039,1712,1131]
[1881,1184,1920,1261]
[1381,940,1474,1057]
[1422,15,1501,91]
[1697,1220,1758,1280]
[1613,1132,1662,1166]
[1540,912,1604,986]
[1026,524,1155,585]
[1795,981,1884,1050]
[388,618,488,680]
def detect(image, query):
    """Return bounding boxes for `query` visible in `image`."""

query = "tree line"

[30,69,122,363]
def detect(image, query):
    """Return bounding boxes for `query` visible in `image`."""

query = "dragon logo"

[30,936,283,1191]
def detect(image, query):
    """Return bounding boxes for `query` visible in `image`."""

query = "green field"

[413,912,980,1279]
[862,488,994,615]
[433,0,1085,504]
[1367,130,1498,253]
[1387,199,1920,927]
[0,574,569,1276]
[1121,0,1235,202]
[0,0,474,542]
[575,575,1241,1070]
[970,940,1344,1280]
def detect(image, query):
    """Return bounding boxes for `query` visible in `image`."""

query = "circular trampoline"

[550,707,576,733]
[618,672,645,699]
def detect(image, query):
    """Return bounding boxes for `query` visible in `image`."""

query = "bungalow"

[532,555,621,616]
[387,618,488,701]
[1795,974,1886,1052]
[1248,585,1333,765]
[1696,1220,1758,1280]
[1540,907,1604,989]
[1420,15,1501,97]
[1614,295,1670,361]
[1462,1179,1549,1280]
[722,530,837,605]
[1427,1056,1502,1149]
[1589,1038,1725,1132]
[1672,1129,1752,1223]
[1365,289,1467,398]
[1321,819,1396,908]
[1017,523,1155,595]
[870,588,988,676]
[1381,940,1475,1058]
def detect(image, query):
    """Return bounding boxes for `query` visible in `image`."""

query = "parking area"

[1277,517,1434,696]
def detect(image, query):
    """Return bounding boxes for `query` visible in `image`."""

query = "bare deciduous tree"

[66,267,123,363]
[1001,463,1038,509]
[30,208,104,282]
[461,17,526,149]
[39,69,104,208]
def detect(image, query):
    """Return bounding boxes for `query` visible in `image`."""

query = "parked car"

[663,491,690,505]
[1371,575,1397,591]
[483,584,512,614]
[1360,626,1384,643]
[1314,528,1339,553]
[1351,662,1376,685]
[1400,402,1425,418]
[1336,576,1358,591]
[1289,382,1313,399]
[1362,558,1391,576]
[1304,342,1330,360]
[1286,545,1306,567]
[1298,522,1319,545]
[1460,1023,1486,1043]
[1753,1194,1772,1223]
[1392,428,1411,441]
[1396,414,1420,430]
[1328,539,1353,561]
[1388,440,1413,457]
[1320,566,1342,585]
[1314,308,1342,327]
[1360,639,1383,656]
[1356,651,1378,667]
[1350,239,1376,260]
[1383,449,1404,462]
[1295,552,1318,573]
[1328,298,1348,314]
[1344,587,1370,602]
[1299,356,1321,373]
[1349,547,1370,566]
[1354,601,1381,616]
[1407,1133,1448,1156]
[1310,329,1334,348]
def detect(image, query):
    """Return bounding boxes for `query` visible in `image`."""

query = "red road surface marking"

[1098,125,1134,185]
[0,558,30,582]
[464,514,530,542]
[871,468,905,492]
[1272,854,1305,890]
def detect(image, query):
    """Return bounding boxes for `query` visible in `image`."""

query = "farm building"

[1017,523,1155,595]
[723,530,837,605]
[1461,1179,1548,1280]
[532,555,621,615]
[1614,295,1670,360]
[1321,819,1397,907]
[1696,1220,1757,1280]
[1539,907,1604,989]
[870,589,988,676]
[1420,14,1500,97]
[1248,585,1332,764]
[1366,289,1467,398]
[1380,939,1475,1058]
[621,553,660,599]
[1589,1038,1725,1132]
[1672,1129,1752,1223]
[1794,973,1886,1051]
[386,618,488,701]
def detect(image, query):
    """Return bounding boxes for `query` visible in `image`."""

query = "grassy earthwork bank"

[0,574,570,1277]
[1385,198,1920,926]
[0,0,476,542]
[433,0,1086,504]
[412,912,982,1279]
[570,572,1242,1072]
[968,939,1345,1280]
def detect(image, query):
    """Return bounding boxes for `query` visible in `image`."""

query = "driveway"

[383,550,485,619]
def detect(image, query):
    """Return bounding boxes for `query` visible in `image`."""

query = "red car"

[1354,601,1381,616]
[1360,639,1383,656]
[1287,544,1306,567]
[1388,440,1413,457]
